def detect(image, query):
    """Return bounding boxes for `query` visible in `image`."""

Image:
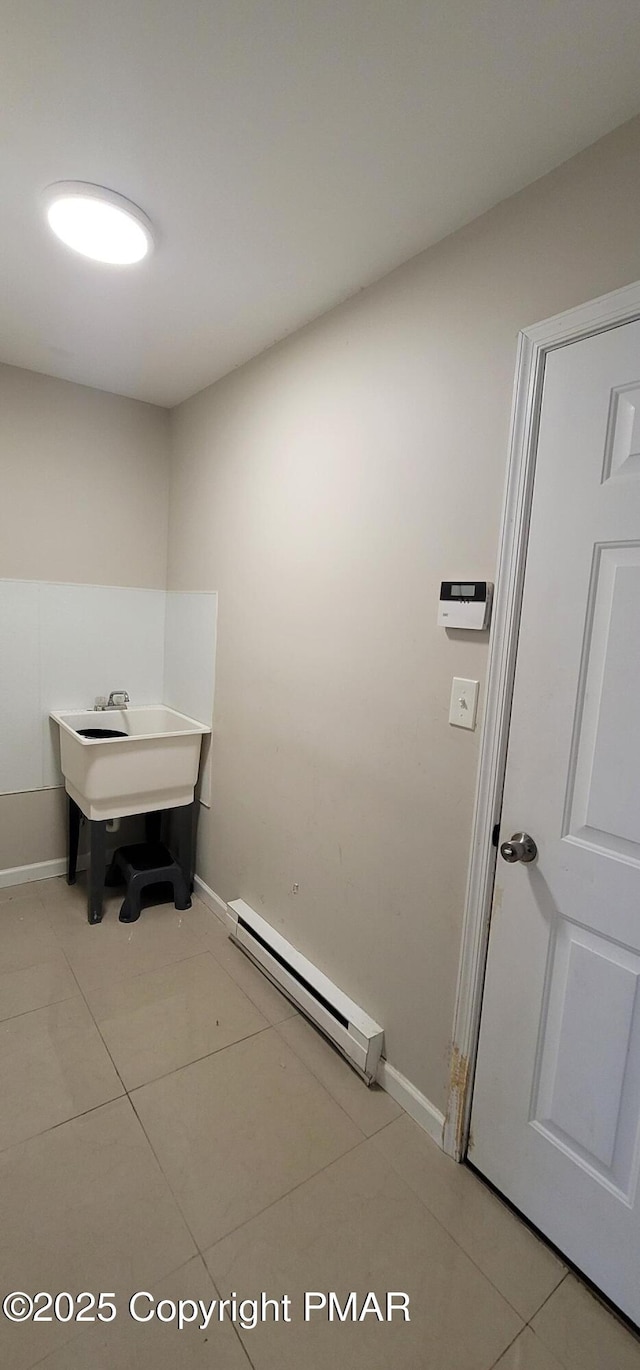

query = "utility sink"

[50,706,210,820]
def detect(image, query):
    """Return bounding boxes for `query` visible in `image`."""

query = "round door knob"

[500,832,538,864]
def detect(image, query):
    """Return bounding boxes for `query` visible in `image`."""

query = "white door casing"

[470,311,640,1321]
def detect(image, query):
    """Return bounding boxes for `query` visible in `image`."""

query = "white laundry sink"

[50,706,210,820]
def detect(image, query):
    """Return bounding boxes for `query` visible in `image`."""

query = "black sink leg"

[67,797,81,885]
[88,820,108,925]
[145,809,162,844]
[175,801,195,899]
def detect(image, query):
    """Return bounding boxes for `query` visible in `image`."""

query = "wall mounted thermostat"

[437,581,493,630]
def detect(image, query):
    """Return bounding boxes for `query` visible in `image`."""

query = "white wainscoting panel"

[0,579,218,798]
[163,591,217,805]
[40,583,166,787]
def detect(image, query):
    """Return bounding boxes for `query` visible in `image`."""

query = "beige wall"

[167,114,640,1113]
[0,363,170,588]
[0,364,170,870]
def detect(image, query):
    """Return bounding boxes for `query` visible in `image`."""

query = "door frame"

[443,276,640,1161]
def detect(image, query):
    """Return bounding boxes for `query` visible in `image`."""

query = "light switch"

[449,677,479,730]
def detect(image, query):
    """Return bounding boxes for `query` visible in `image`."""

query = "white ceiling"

[2,0,640,407]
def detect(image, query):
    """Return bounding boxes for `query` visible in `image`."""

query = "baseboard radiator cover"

[226,898,383,1083]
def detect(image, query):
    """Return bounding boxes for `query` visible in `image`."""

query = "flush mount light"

[42,182,154,265]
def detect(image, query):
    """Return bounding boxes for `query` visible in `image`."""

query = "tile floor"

[0,875,639,1369]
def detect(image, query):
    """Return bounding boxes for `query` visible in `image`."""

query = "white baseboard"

[376,1058,446,1149]
[193,874,229,926]
[0,850,121,890]
[2,860,219,898]
[0,855,87,889]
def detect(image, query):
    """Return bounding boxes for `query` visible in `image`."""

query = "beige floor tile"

[0,881,48,904]
[275,1012,402,1135]
[0,995,124,1150]
[372,1115,565,1320]
[205,1138,523,1370]
[187,899,298,1024]
[494,1327,565,1369]
[0,896,61,974]
[33,1256,251,1369]
[42,874,211,938]
[132,1027,363,1249]
[41,876,124,937]
[0,949,77,1021]
[85,951,268,1089]
[178,895,225,942]
[531,1274,640,1370]
[54,900,206,992]
[0,1097,196,1370]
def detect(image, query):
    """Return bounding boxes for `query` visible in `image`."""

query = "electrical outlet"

[449,678,479,730]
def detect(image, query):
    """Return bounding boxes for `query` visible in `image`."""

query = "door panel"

[532,927,640,1197]
[471,318,640,1322]
[604,381,640,481]
[575,551,640,849]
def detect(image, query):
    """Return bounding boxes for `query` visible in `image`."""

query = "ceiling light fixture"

[42,182,154,265]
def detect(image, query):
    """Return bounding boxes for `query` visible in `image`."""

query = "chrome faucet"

[94,691,130,711]
[107,691,129,709]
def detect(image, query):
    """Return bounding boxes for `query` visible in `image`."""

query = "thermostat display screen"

[440,581,488,602]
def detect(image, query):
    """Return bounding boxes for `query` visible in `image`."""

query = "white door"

[471,316,640,1323]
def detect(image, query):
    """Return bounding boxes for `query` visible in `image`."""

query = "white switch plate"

[449,677,479,730]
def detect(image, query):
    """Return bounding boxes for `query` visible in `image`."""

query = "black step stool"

[67,800,196,924]
[106,841,192,924]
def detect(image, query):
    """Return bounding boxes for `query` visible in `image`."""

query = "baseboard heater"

[226,898,384,1083]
